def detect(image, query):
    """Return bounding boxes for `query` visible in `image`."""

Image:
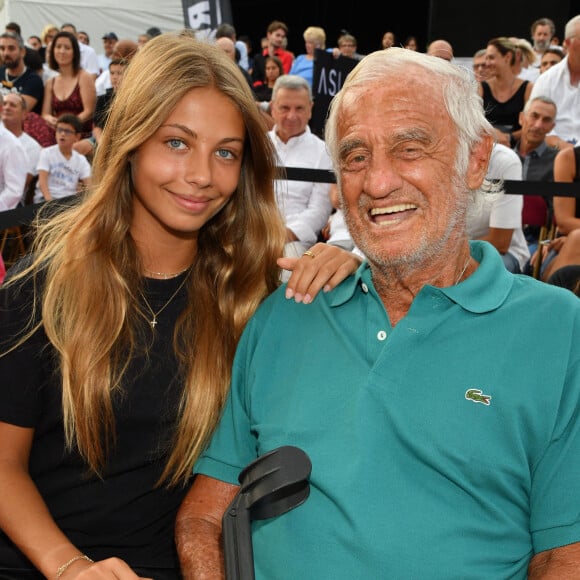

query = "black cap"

[102,32,118,41]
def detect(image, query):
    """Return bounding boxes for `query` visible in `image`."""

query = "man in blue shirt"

[176,48,580,578]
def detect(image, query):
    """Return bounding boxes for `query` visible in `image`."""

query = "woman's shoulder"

[479,80,491,95]
[510,78,530,99]
[291,54,311,66]
[515,78,530,91]
[554,146,579,179]
[78,69,96,85]
[556,146,576,162]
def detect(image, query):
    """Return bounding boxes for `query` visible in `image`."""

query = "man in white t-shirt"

[529,15,580,149]
[466,143,529,273]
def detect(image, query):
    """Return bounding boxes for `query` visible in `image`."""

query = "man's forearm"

[176,475,239,579]
[528,543,580,579]
[176,515,225,579]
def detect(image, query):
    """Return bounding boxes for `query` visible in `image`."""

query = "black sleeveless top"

[481,80,529,133]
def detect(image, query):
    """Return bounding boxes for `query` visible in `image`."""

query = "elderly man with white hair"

[177,46,580,579]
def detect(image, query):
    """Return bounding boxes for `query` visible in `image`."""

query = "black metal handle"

[222,446,312,580]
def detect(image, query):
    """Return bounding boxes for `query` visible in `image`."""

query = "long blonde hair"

[7,33,285,486]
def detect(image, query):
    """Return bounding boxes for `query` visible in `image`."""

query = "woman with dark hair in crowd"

[41,30,96,143]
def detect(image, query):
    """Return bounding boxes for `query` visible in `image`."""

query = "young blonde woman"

[0,33,358,579]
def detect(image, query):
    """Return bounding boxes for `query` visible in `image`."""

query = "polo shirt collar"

[328,240,513,314]
[327,262,367,307]
[438,241,513,313]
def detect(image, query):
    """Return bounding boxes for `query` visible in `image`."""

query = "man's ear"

[466,134,493,190]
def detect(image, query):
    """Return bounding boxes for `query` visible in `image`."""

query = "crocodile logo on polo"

[465,388,492,406]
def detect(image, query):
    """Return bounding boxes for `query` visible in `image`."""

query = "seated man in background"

[467,142,529,273]
[268,74,332,261]
[539,46,564,75]
[177,47,580,579]
[0,108,27,211]
[0,31,44,115]
[513,96,559,254]
[1,92,41,202]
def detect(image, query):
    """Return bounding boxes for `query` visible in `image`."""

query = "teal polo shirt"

[196,241,580,579]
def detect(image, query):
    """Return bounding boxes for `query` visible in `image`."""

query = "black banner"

[181,0,233,41]
[310,49,358,139]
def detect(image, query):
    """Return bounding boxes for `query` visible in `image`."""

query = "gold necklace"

[143,266,190,280]
[4,66,27,87]
[140,270,190,329]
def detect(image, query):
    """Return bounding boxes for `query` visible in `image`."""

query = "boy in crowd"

[75,56,129,160]
[35,114,91,202]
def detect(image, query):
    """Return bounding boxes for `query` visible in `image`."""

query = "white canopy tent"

[0,0,185,47]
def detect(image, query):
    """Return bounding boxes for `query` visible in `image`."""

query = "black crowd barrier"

[1,168,580,232]
[282,168,580,198]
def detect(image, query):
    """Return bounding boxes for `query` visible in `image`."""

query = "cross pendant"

[150,317,157,329]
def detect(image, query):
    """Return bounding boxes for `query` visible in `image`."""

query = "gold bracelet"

[55,554,94,579]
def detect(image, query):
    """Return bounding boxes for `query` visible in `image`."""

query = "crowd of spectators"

[0,15,580,580]
[0,16,579,295]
